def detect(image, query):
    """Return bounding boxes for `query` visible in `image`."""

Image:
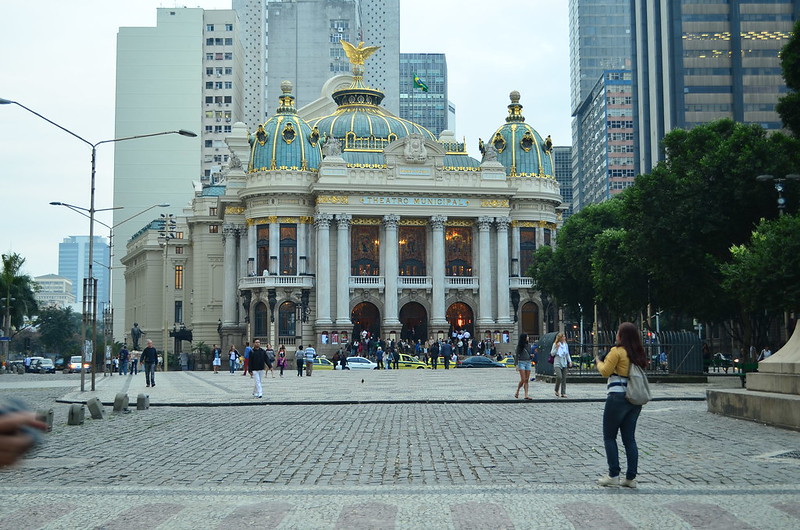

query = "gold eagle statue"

[340,40,381,65]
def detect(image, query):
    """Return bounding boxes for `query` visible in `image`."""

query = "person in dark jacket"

[440,340,453,370]
[140,339,159,388]
[249,339,267,398]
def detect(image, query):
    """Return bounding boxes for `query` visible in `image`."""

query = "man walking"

[130,349,139,375]
[441,340,453,370]
[304,344,316,376]
[249,339,267,398]
[119,344,130,376]
[141,339,159,388]
[295,345,305,377]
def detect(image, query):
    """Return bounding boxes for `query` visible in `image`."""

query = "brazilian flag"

[413,75,429,92]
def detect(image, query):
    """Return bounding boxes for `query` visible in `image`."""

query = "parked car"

[25,357,44,373]
[500,355,516,368]
[32,358,56,373]
[310,357,335,370]
[54,357,65,370]
[344,356,378,370]
[457,356,506,368]
[397,354,427,369]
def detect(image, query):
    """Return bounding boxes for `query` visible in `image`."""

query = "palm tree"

[1,253,39,345]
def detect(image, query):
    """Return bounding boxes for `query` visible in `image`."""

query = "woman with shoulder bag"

[594,322,648,488]
[552,333,572,398]
[513,333,533,400]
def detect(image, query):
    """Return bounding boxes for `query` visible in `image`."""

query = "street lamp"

[2,97,196,391]
[51,201,169,378]
[756,174,800,216]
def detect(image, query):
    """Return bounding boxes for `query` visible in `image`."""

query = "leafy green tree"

[0,253,39,337]
[591,227,649,322]
[777,18,800,136]
[36,306,81,355]
[722,214,800,314]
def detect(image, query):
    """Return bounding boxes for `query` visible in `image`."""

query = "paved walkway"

[1,372,798,529]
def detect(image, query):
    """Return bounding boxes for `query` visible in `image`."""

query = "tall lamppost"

[756,174,800,216]
[51,201,169,378]
[1,97,196,391]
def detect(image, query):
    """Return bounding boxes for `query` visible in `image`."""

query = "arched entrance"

[399,302,427,342]
[446,302,474,338]
[520,302,540,338]
[351,302,381,339]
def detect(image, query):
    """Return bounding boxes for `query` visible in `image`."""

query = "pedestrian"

[383,348,392,370]
[392,349,400,370]
[441,340,453,370]
[429,341,439,369]
[295,345,305,377]
[265,343,276,378]
[758,346,772,361]
[130,349,139,375]
[552,333,572,398]
[595,322,648,488]
[332,350,340,370]
[249,339,266,398]
[340,353,349,370]
[277,345,287,376]
[140,339,158,388]
[376,346,384,370]
[241,341,251,376]
[212,344,222,374]
[514,333,533,400]
[304,344,316,376]
[119,345,130,376]
[228,345,238,374]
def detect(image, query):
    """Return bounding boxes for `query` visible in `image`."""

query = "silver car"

[343,356,377,370]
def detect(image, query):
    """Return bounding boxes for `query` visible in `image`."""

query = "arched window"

[278,301,297,342]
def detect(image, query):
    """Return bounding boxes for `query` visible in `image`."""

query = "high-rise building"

[399,53,449,137]
[233,0,267,128]
[569,0,632,213]
[58,236,109,312]
[112,7,244,340]
[266,0,400,114]
[33,275,76,309]
[633,0,800,174]
[573,70,635,212]
[553,146,574,220]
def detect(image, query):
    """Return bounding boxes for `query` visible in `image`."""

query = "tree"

[0,253,39,337]
[591,227,649,323]
[36,306,81,355]
[777,18,800,136]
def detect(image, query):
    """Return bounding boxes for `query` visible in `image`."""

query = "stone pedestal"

[708,326,800,431]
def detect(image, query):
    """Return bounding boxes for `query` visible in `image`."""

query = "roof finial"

[506,90,525,123]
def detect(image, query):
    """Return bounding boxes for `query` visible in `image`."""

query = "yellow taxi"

[501,356,516,368]
[397,354,428,369]
[310,357,335,370]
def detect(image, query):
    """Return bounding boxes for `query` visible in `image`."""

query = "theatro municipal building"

[122,43,564,357]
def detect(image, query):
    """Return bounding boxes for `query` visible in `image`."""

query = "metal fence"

[535,330,703,376]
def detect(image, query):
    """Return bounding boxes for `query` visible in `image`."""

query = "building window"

[543,229,551,246]
[257,224,269,274]
[206,38,214,45]
[254,302,267,336]
[280,224,297,275]
[206,53,214,61]
[206,24,214,31]
[519,228,536,276]
[445,227,473,276]
[175,246,184,254]
[176,232,184,239]
[399,225,426,275]
[174,301,183,324]
[224,38,233,45]
[225,23,233,31]
[278,301,297,341]
[209,207,217,216]
[224,52,232,60]
[224,81,232,89]
[351,225,379,276]
[174,265,184,290]
[209,225,219,234]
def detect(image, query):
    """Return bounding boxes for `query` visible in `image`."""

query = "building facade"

[573,70,635,211]
[399,53,450,138]
[33,275,76,309]
[553,146,574,220]
[58,236,109,313]
[122,49,563,358]
[633,0,800,174]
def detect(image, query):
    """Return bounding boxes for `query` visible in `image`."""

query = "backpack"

[626,363,651,405]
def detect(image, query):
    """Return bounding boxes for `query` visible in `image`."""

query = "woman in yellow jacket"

[594,322,648,488]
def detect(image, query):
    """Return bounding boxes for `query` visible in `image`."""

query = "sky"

[1,0,570,279]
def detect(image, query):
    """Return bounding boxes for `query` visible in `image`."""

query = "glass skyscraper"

[399,53,449,137]
[553,146,575,220]
[58,236,110,314]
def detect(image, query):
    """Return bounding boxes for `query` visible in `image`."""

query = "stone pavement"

[0,371,799,529]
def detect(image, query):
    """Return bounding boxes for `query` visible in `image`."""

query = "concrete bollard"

[86,397,104,419]
[136,393,150,410]
[36,408,54,432]
[113,393,129,412]
[67,404,85,425]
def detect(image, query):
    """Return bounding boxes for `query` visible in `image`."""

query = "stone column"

[222,224,238,326]
[430,215,448,328]
[269,218,279,275]
[248,222,257,274]
[495,217,512,324]
[477,216,494,326]
[335,214,352,326]
[314,213,333,325]
[383,214,401,327]
[237,225,248,280]
[298,221,308,275]
[511,222,521,277]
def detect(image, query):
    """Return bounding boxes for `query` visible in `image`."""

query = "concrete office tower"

[633,0,800,174]
[34,275,76,310]
[266,0,399,114]
[572,71,635,212]
[399,53,449,137]
[58,236,109,313]
[233,0,267,128]
[553,146,574,221]
[569,0,632,214]
[112,8,244,341]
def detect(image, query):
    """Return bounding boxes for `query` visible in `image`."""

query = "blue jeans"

[144,362,157,386]
[120,360,129,375]
[602,392,642,480]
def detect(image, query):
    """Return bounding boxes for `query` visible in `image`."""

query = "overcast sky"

[1,0,569,278]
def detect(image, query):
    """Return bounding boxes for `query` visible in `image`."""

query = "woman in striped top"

[594,322,648,488]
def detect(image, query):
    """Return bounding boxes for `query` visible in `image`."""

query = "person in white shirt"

[304,344,316,376]
[552,333,572,398]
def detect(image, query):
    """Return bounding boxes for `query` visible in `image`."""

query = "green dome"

[249,81,322,172]
[310,74,434,166]
[486,91,555,178]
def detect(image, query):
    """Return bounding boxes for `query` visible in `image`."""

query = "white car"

[343,356,377,370]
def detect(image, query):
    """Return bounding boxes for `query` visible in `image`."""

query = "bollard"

[113,393,129,412]
[86,397,104,419]
[36,409,54,432]
[136,393,150,410]
[67,404,85,425]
